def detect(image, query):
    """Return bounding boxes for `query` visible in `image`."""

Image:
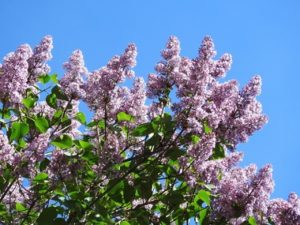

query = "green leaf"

[0,176,5,191]
[191,135,201,144]
[51,135,73,149]
[145,134,161,147]
[131,123,154,136]
[152,113,175,136]
[75,112,86,124]
[9,122,29,141]
[78,140,93,150]
[22,96,37,109]
[82,151,98,164]
[38,74,51,84]
[0,108,11,119]
[108,192,123,204]
[110,180,124,195]
[86,120,97,128]
[60,118,71,128]
[120,221,130,225]
[52,86,68,100]
[15,202,26,212]
[161,113,173,126]
[46,93,57,109]
[52,109,63,125]
[53,218,67,225]
[34,117,49,133]
[50,74,58,83]
[40,158,50,171]
[203,121,212,134]
[211,143,225,160]
[108,180,125,204]
[267,217,276,225]
[98,120,105,129]
[248,216,257,225]
[123,182,135,203]
[18,138,27,148]
[34,172,48,182]
[167,147,185,160]
[39,74,58,84]
[117,112,134,122]
[163,191,184,207]
[138,180,152,199]
[36,207,58,225]
[199,208,208,225]
[195,190,211,207]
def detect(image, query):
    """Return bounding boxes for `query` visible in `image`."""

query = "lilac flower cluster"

[211,164,274,224]
[0,130,16,172]
[150,36,267,147]
[27,35,53,85]
[60,49,88,99]
[22,132,50,176]
[0,44,32,105]
[149,36,298,223]
[0,36,53,105]
[267,193,300,224]
[84,44,138,111]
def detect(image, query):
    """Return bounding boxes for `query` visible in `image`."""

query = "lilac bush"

[0,35,299,224]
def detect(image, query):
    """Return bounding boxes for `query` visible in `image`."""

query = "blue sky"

[1,0,299,199]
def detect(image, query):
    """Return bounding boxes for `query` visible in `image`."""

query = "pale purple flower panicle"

[123,77,148,123]
[199,36,216,60]
[146,73,168,98]
[267,193,300,225]
[48,150,71,180]
[0,131,16,172]
[187,133,216,161]
[18,132,51,177]
[148,102,164,119]
[211,53,232,78]
[147,36,181,99]
[2,179,32,210]
[84,44,138,110]
[107,43,137,79]
[24,131,50,163]
[211,164,274,223]
[120,43,137,69]
[90,78,148,164]
[161,36,180,60]
[249,164,274,214]
[60,49,88,99]
[48,149,81,181]
[82,44,148,172]
[27,35,53,84]
[215,76,267,147]
[208,80,239,126]
[241,75,262,99]
[288,192,300,213]
[32,101,55,118]
[0,44,32,105]
[194,152,244,185]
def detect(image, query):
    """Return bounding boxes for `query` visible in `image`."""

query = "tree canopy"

[0,35,299,224]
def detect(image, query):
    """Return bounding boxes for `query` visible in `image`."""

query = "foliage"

[0,35,299,225]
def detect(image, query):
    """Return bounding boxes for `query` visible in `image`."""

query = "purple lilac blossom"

[60,49,88,99]
[0,130,16,173]
[27,35,53,85]
[0,44,32,105]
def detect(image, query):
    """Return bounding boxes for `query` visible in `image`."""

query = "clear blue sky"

[1,0,299,199]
